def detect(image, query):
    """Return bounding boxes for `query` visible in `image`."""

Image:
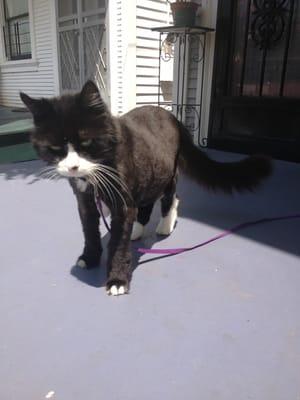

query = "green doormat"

[0,119,34,135]
[0,143,37,164]
[0,118,37,163]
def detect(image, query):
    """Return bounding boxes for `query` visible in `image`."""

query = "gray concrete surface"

[0,151,299,400]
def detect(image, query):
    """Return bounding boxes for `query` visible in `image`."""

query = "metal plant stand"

[152,26,214,146]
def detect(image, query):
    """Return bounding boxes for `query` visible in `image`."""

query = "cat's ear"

[79,80,105,112]
[20,92,40,114]
[20,92,53,123]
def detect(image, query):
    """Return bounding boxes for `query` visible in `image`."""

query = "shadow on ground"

[70,230,168,288]
[1,150,300,290]
[0,159,45,182]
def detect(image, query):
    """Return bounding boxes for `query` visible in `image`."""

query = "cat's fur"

[20,81,272,295]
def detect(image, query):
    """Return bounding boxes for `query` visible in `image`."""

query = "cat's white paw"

[131,221,144,241]
[156,215,177,235]
[107,285,126,296]
[156,197,179,236]
[76,259,87,268]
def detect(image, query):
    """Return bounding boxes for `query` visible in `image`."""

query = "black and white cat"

[20,81,272,295]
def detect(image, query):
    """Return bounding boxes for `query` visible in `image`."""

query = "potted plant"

[169,0,200,27]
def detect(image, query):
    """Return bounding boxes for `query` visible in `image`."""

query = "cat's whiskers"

[94,165,132,200]
[97,174,118,210]
[96,169,129,208]
[38,168,60,181]
[46,172,60,181]
[96,166,128,192]
[92,169,127,211]
[88,170,117,210]
[96,170,126,204]
[37,165,64,182]
[37,166,57,177]
[92,171,118,210]
[93,164,132,210]
[88,175,106,204]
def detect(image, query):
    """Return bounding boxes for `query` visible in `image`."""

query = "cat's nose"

[69,166,79,172]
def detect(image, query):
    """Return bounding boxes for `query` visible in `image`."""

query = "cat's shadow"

[70,229,168,288]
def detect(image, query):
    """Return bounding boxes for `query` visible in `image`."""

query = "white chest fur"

[76,178,88,192]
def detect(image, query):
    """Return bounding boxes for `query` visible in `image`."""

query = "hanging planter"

[169,1,200,27]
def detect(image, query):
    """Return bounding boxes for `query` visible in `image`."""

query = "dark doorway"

[209,0,300,162]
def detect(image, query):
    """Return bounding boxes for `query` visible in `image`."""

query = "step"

[0,142,37,164]
[0,118,37,163]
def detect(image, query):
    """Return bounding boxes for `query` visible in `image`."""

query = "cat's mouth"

[56,166,88,178]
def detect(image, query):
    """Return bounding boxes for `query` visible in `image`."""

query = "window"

[3,0,31,60]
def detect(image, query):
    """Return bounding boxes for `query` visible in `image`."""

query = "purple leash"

[95,195,111,232]
[95,195,300,257]
[138,214,300,255]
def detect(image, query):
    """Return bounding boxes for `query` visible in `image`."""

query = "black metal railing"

[152,26,214,147]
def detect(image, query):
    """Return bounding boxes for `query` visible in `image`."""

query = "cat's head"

[20,81,116,179]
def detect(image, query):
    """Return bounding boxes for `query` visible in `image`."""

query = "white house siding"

[109,0,137,115]
[108,0,123,115]
[109,0,170,115]
[136,0,171,106]
[0,0,59,107]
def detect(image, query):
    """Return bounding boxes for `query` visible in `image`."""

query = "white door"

[57,0,108,100]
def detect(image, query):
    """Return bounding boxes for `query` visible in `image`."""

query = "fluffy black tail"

[178,122,272,193]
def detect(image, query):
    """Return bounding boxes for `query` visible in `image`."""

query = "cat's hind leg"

[131,203,154,240]
[156,178,179,236]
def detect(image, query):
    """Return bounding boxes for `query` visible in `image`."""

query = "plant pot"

[170,2,199,27]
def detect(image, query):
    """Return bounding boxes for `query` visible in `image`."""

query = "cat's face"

[20,81,114,179]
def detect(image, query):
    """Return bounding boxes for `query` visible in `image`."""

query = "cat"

[20,81,272,296]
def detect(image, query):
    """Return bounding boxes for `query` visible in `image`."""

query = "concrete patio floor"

[0,150,299,400]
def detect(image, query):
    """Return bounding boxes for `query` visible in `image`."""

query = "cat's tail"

[178,122,272,193]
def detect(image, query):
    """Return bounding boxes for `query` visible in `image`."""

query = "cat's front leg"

[71,181,102,269]
[106,207,137,295]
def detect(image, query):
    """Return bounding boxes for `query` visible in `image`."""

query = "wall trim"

[51,0,60,95]
[0,59,39,73]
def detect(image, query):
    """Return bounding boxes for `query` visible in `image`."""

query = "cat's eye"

[81,139,92,147]
[48,145,62,151]
[79,129,89,139]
